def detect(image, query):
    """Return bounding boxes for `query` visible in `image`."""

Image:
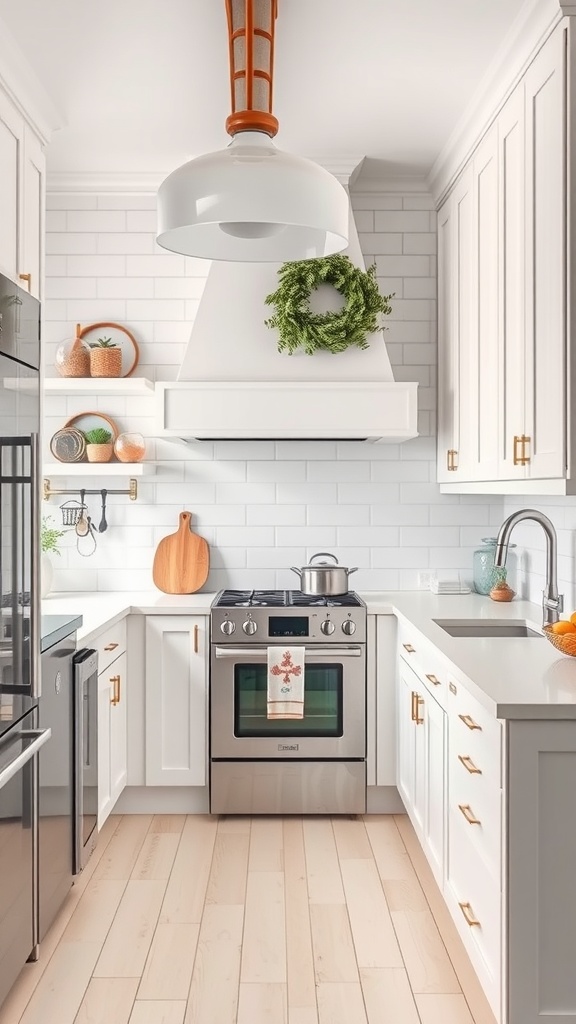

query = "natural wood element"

[138,922,200,1000]
[415,993,476,1024]
[61,879,127,944]
[130,1002,186,1024]
[131,833,181,881]
[185,905,244,1024]
[241,871,286,983]
[309,905,359,983]
[152,512,210,594]
[17,941,101,1024]
[150,815,187,834]
[93,880,166,978]
[302,818,345,904]
[360,968,421,1024]
[93,815,153,881]
[316,982,368,1024]
[249,816,284,872]
[74,978,139,1024]
[237,983,287,1024]
[205,831,250,906]
[332,817,373,860]
[339,859,403,969]
[160,816,217,924]
[283,819,316,1013]
[390,908,460,994]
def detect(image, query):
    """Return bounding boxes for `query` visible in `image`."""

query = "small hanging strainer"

[60,499,88,527]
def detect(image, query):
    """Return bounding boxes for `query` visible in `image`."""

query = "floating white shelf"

[43,377,155,396]
[42,462,155,477]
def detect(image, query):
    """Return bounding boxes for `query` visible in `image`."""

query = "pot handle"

[346,566,359,575]
[309,552,339,565]
[290,566,302,577]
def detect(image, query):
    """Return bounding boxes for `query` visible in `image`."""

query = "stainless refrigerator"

[0,272,48,1005]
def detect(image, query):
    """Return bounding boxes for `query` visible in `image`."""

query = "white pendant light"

[157,0,349,262]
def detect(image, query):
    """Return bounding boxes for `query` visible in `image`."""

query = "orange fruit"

[550,620,576,635]
[570,612,576,626]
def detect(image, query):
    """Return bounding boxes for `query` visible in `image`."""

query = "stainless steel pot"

[290,552,358,596]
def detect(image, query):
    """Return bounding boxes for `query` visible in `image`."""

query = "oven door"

[211,643,365,759]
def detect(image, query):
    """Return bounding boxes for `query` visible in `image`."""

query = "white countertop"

[42,589,576,720]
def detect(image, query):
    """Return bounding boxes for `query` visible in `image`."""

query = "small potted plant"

[89,336,122,377]
[41,516,65,597]
[84,427,114,463]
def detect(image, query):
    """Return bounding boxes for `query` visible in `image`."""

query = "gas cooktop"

[214,589,364,609]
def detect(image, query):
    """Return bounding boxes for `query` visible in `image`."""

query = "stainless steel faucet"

[494,509,563,626]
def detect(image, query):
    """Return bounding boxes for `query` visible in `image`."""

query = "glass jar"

[55,337,91,377]
[114,432,146,463]
[473,537,517,595]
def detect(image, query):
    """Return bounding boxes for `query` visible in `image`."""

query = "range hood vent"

[157,184,419,443]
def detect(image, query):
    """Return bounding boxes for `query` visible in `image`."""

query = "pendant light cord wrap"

[265,254,393,355]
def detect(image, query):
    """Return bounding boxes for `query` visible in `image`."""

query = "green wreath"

[264,254,393,356]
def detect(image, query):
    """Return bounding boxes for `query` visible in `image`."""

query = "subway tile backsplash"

[43,189,501,593]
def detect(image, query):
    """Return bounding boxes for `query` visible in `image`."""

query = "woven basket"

[90,347,122,378]
[542,624,576,657]
[86,443,113,463]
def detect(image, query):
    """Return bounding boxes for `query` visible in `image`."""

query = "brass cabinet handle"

[18,272,31,291]
[459,901,481,927]
[403,643,416,654]
[194,624,199,654]
[447,449,458,471]
[458,754,482,775]
[104,642,119,652]
[411,692,424,724]
[458,713,481,731]
[458,803,481,825]
[110,674,120,705]
[449,682,457,695]
[411,691,417,721]
[426,673,441,686]
[513,434,531,465]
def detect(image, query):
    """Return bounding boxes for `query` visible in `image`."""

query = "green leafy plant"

[89,336,118,348]
[265,254,393,356]
[41,516,65,555]
[84,427,112,445]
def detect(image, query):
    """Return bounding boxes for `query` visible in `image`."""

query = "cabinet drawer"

[397,622,448,708]
[94,619,127,676]
[448,760,502,881]
[446,807,501,1016]
[447,681,502,786]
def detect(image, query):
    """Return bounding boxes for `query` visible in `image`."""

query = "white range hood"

[157,185,418,443]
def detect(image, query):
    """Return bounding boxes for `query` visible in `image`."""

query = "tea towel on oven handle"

[267,646,305,720]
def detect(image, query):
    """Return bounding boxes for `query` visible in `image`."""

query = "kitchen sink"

[433,618,543,638]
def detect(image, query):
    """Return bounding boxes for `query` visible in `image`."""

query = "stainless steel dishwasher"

[72,649,98,874]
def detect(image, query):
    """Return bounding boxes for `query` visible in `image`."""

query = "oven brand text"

[278,743,299,751]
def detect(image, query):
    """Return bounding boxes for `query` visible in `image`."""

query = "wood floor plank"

[316,983,368,1024]
[360,968,421,1024]
[339,859,403,969]
[17,942,102,1024]
[383,876,429,912]
[93,816,153,881]
[93,880,166,978]
[160,815,217,924]
[332,817,373,860]
[129,1001,186,1024]
[149,815,186,833]
[309,905,359,983]
[302,819,345,904]
[205,832,250,905]
[415,993,476,1024]
[237,983,288,1024]
[364,815,420,883]
[289,1010,318,1024]
[391,908,461,994]
[131,832,181,881]
[249,817,284,871]
[218,815,252,833]
[62,879,127,943]
[73,977,139,1024]
[241,871,286,983]
[185,905,244,1024]
[283,819,316,1012]
[138,922,199,1000]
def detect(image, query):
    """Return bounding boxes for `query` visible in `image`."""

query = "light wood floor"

[0,814,496,1024]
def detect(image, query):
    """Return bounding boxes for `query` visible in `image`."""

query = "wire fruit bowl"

[542,624,576,657]
[60,499,88,527]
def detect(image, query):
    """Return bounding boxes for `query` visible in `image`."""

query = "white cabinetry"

[145,616,207,786]
[98,650,127,827]
[437,25,568,493]
[0,88,44,299]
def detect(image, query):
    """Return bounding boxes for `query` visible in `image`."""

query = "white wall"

[42,189,502,593]
[501,497,576,612]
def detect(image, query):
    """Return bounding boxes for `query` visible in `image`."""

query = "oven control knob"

[342,619,356,636]
[221,620,235,636]
[320,619,335,635]
[243,619,258,635]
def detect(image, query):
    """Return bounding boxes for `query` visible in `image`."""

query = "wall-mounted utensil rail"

[43,478,138,502]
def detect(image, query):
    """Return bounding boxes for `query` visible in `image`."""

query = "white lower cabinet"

[145,615,207,786]
[396,658,446,887]
[98,650,127,827]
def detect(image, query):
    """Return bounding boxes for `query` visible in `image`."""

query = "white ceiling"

[0,0,528,179]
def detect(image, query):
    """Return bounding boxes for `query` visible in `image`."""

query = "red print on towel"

[270,651,303,685]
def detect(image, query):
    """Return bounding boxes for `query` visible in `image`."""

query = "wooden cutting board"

[152,511,210,594]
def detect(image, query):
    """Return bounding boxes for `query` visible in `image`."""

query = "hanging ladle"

[98,489,108,533]
[75,490,90,537]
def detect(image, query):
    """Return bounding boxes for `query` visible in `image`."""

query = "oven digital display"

[269,616,309,637]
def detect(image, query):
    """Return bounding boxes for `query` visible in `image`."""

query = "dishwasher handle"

[0,728,51,791]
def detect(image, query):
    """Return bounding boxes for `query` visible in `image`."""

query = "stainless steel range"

[210,589,367,815]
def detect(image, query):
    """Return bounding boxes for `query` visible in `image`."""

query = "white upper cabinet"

[0,88,45,300]
[437,24,569,493]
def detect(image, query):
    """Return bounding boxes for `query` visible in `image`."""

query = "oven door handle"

[0,728,51,791]
[214,646,363,658]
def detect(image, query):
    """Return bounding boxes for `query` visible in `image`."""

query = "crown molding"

[353,177,429,194]
[0,13,63,145]
[428,0,562,204]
